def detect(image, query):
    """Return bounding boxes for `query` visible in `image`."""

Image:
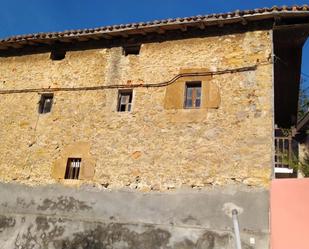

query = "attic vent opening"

[123,45,141,56]
[50,49,66,60]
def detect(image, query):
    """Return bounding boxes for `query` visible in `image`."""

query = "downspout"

[270,28,276,180]
[232,209,242,249]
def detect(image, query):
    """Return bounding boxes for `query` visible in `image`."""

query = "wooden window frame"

[117,89,133,112]
[184,81,202,109]
[38,93,54,114]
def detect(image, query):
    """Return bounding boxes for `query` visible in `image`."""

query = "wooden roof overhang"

[1,5,309,56]
[273,23,309,128]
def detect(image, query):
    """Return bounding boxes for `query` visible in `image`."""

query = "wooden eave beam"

[120,32,129,38]
[58,37,76,43]
[218,20,224,27]
[240,17,248,25]
[138,29,147,35]
[35,39,55,45]
[8,43,23,49]
[90,35,101,40]
[101,33,113,39]
[0,45,9,50]
[274,15,282,24]
[76,36,90,42]
[19,40,38,46]
[198,22,206,30]
[274,22,309,30]
[155,27,165,34]
[180,25,187,32]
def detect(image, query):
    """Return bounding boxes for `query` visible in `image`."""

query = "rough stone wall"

[0,183,269,249]
[0,30,273,190]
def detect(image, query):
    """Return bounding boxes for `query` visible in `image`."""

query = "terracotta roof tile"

[1,5,309,49]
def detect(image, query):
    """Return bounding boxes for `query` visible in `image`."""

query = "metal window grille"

[39,94,53,114]
[118,90,133,112]
[184,82,201,108]
[65,158,81,179]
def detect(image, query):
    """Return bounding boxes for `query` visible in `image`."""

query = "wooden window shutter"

[202,82,221,109]
[79,158,95,180]
[164,80,185,109]
[52,159,67,179]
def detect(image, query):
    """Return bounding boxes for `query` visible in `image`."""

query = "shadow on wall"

[0,183,268,249]
[0,214,258,249]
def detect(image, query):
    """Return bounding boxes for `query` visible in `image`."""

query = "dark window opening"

[50,50,66,60]
[118,90,133,112]
[184,82,201,108]
[38,93,53,114]
[123,45,141,56]
[65,158,81,179]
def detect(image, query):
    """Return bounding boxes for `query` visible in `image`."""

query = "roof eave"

[1,9,309,50]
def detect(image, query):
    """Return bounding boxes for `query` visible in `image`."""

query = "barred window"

[64,158,81,180]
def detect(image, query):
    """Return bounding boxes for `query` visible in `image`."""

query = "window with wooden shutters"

[184,82,201,108]
[65,158,81,179]
[38,93,54,114]
[118,90,133,112]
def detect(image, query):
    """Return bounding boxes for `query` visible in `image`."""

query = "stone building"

[0,5,309,249]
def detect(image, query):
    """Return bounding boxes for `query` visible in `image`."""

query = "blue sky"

[1,0,309,82]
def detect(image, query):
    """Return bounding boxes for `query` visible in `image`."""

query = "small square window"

[38,93,53,114]
[184,82,201,109]
[50,49,66,60]
[65,158,81,180]
[118,90,133,112]
[122,45,141,56]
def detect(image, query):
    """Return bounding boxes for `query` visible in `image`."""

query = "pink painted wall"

[271,178,309,249]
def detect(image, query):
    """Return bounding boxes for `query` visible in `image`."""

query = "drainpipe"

[232,209,242,249]
[270,29,276,180]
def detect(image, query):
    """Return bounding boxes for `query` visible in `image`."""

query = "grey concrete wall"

[0,183,269,249]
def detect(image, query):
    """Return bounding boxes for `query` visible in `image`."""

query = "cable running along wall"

[0,62,271,95]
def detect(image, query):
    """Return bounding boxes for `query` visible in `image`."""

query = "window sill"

[59,179,82,186]
[183,107,201,110]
